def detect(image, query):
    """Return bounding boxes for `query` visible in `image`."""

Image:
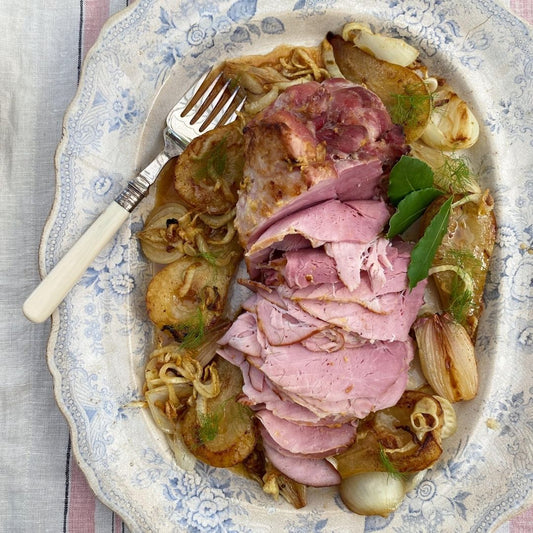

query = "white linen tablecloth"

[1,0,531,531]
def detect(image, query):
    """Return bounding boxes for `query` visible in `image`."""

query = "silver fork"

[23,69,245,323]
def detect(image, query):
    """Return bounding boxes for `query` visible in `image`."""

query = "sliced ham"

[279,369,411,424]
[219,348,340,425]
[298,280,426,342]
[255,295,327,346]
[215,79,426,487]
[324,241,368,291]
[324,236,394,291]
[256,410,357,458]
[334,158,384,200]
[262,438,341,487]
[278,239,411,291]
[218,312,263,358]
[288,242,411,308]
[279,248,338,288]
[300,328,365,353]
[293,283,402,314]
[257,340,413,412]
[246,199,391,277]
[249,199,390,253]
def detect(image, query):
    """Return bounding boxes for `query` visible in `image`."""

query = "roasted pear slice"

[174,120,245,215]
[145,238,242,334]
[335,390,445,478]
[181,357,257,468]
[421,191,496,338]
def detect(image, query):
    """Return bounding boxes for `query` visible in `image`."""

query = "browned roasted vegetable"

[262,462,307,509]
[138,202,238,265]
[180,357,256,468]
[327,33,431,142]
[145,238,242,333]
[174,120,245,214]
[421,191,496,338]
[335,390,445,478]
[231,446,308,508]
[138,202,190,264]
[414,313,478,402]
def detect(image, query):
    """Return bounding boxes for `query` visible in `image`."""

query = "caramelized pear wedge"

[327,33,431,142]
[421,191,496,338]
[180,357,257,468]
[145,238,242,334]
[174,120,245,215]
[334,390,444,478]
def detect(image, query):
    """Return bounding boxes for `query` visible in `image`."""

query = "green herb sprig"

[194,136,228,182]
[379,444,406,480]
[434,155,478,194]
[448,275,475,324]
[178,308,206,349]
[390,85,433,129]
[198,408,224,443]
[430,249,481,324]
[386,155,452,289]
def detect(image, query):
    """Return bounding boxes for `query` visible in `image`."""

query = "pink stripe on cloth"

[510,506,533,533]
[115,511,124,532]
[67,457,96,532]
[510,0,533,24]
[83,0,111,58]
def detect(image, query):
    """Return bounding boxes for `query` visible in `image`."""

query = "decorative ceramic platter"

[42,0,533,531]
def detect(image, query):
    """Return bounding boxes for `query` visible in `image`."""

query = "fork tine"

[197,80,234,127]
[190,76,231,125]
[182,71,228,125]
[180,68,220,117]
[168,67,245,145]
[202,88,246,131]
[198,84,244,132]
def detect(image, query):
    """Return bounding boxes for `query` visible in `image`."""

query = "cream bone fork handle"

[23,69,245,323]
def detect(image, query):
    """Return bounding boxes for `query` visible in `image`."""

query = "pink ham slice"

[249,199,390,254]
[256,409,357,458]
[297,279,426,342]
[324,236,393,291]
[255,296,327,346]
[262,438,341,487]
[218,312,263,358]
[246,199,391,277]
[279,368,410,423]
[256,339,413,418]
[224,287,329,347]
[276,238,411,291]
[288,245,411,309]
[293,284,403,314]
[282,248,338,288]
[218,349,339,425]
[300,328,366,352]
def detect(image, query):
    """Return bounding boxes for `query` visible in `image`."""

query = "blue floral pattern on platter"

[41,0,533,531]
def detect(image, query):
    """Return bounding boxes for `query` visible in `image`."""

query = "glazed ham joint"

[217,78,427,486]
